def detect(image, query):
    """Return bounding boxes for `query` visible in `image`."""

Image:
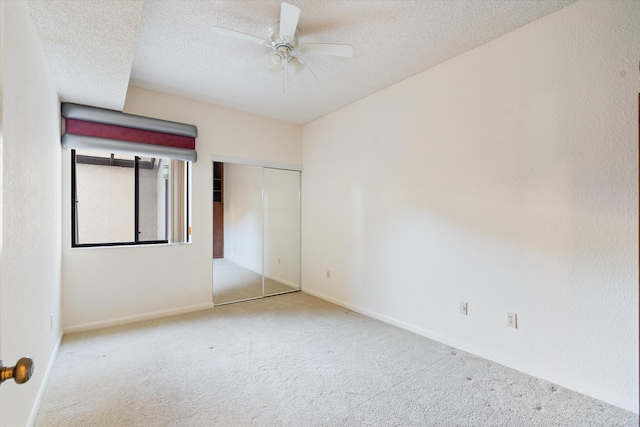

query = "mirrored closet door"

[212,161,300,305]
[263,167,301,297]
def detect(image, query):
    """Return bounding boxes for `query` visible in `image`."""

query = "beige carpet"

[36,292,637,426]
[213,258,296,305]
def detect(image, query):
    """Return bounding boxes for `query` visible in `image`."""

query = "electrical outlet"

[278,258,281,265]
[326,270,331,279]
[459,301,468,315]
[507,312,517,329]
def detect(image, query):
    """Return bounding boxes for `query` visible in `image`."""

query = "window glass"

[138,158,168,241]
[72,150,188,247]
[75,150,135,244]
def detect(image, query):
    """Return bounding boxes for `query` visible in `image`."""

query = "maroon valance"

[65,119,195,150]
[61,103,198,162]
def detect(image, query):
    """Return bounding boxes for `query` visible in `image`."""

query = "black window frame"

[71,149,172,248]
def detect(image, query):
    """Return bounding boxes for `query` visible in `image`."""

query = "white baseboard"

[301,288,637,414]
[264,274,298,289]
[301,288,471,350]
[63,302,215,334]
[26,331,63,427]
[302,288,534,379]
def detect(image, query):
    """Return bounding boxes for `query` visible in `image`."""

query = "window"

[71,149,190,247]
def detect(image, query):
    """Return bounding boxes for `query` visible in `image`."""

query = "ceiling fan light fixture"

[288,56,305,75]
[268,52,284,70]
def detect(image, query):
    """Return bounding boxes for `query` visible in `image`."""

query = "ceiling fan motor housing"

[268,22,301,70]
[269,22,299,51]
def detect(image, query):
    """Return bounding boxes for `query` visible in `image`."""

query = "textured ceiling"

[26,0,144,111]
[27,0,576,124]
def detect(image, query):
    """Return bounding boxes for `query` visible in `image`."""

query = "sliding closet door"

[212,163,263,304]
[263,168,301,296]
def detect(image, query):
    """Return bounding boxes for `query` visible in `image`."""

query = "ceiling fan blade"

[211,26,269,47]
[279,3,300,43]
[296,63,319,83]
[297,43,353,57]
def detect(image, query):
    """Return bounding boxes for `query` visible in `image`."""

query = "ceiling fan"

[212,2,353,87]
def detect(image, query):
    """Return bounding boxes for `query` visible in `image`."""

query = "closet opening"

[212,160,301,305]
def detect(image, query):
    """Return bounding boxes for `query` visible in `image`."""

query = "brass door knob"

[0,357,34,385]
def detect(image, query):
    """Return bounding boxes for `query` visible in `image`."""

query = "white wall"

[223,163,263,273]
[0,1,62,425]
[61,87,302,330]
[302,0,639,413]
